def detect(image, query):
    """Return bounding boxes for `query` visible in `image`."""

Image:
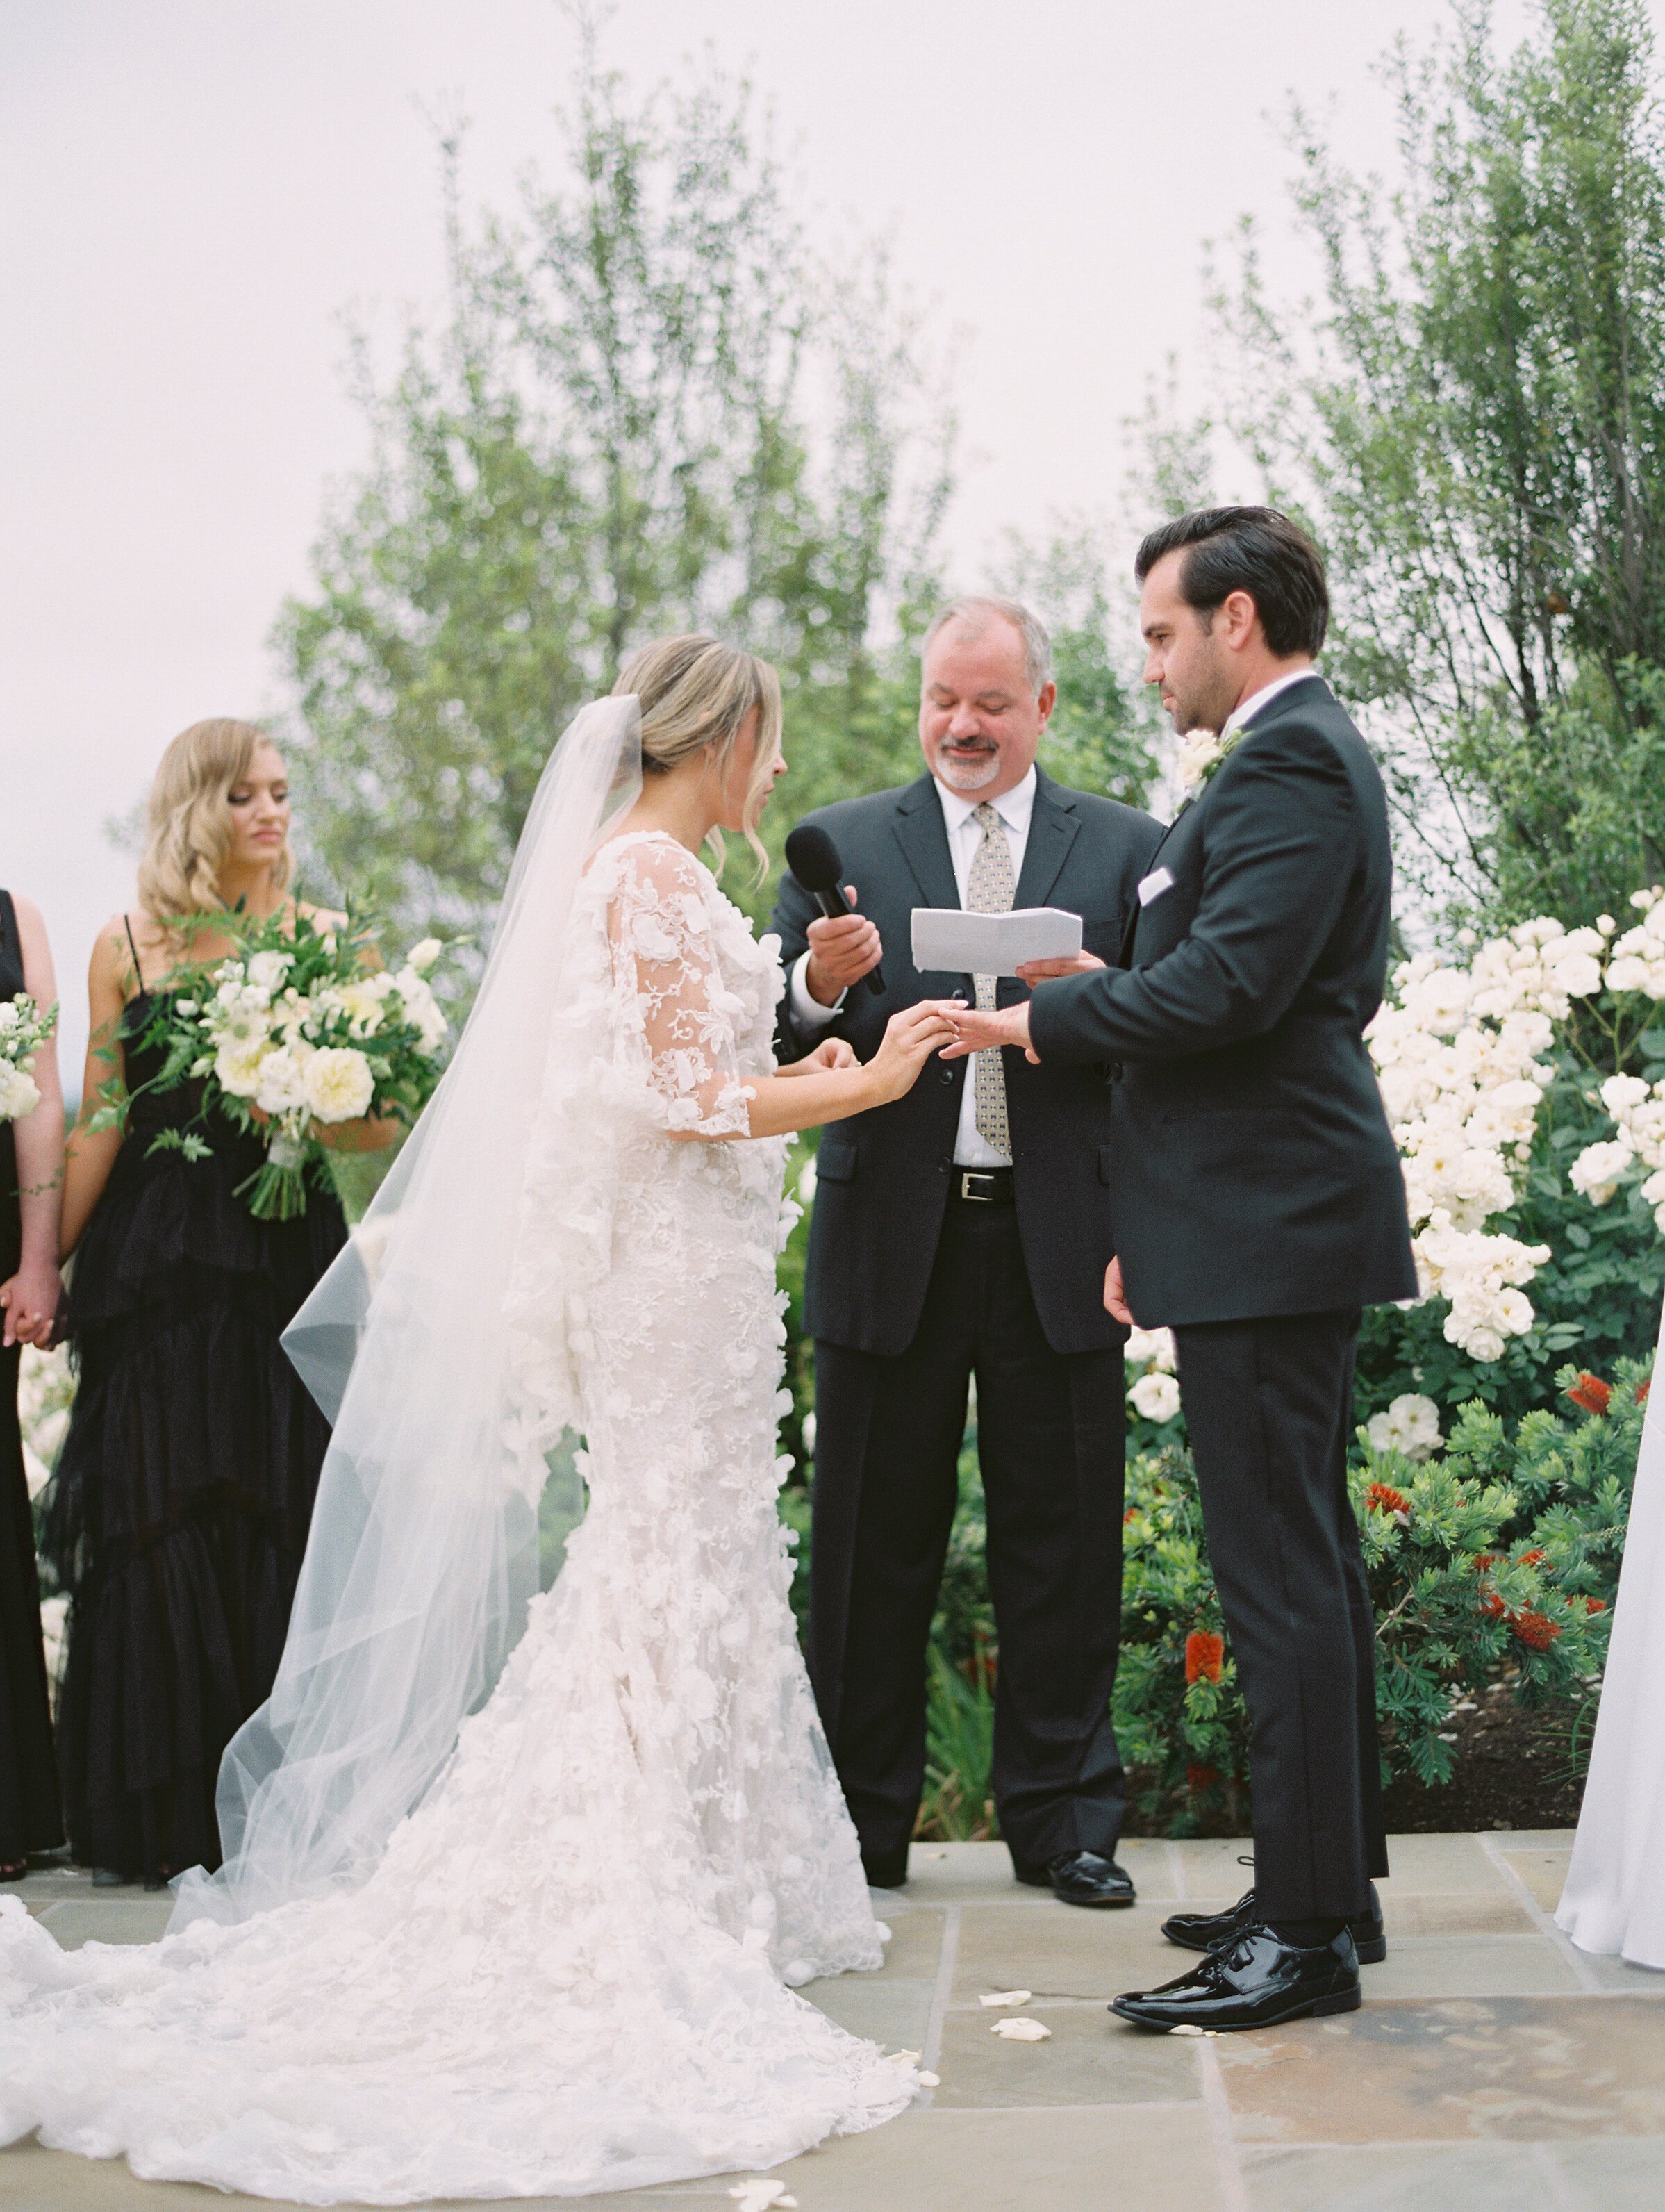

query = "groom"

[947,509,1416,2029]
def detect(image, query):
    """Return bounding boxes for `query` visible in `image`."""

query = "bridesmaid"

[0,890,66,1880]
[48,719,394,1888]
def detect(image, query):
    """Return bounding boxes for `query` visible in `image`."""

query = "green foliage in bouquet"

[89,906,454,1219]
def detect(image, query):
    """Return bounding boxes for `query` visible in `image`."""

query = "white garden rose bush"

[1126,889,1665,1427]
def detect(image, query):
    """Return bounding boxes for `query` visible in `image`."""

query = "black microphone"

[784,823,886,998]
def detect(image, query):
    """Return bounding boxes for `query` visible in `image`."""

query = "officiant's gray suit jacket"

[771,768,1163,1358]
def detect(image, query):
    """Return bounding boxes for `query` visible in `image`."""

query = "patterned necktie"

[967,800,1016,1156]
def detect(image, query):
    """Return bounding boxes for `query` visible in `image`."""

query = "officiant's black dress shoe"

[1013,1850,1136,1908]
[1161,1879,1386,1965]
[1111,1923,1361,2033]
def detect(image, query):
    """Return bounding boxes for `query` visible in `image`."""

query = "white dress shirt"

[1224,666,1322,735]
[788,765,1038,1166]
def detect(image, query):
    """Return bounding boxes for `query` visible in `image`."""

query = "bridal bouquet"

[0,994,57,1123]
[109,908,452,1219]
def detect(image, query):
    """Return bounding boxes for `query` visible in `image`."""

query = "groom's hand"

[1103,1256,1134,1324]
[940,1002,1037,1064]
[1015,950,1105,983]
[806,889,883,1005]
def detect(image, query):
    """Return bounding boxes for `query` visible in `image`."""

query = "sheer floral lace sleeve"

[603,834,755,1139]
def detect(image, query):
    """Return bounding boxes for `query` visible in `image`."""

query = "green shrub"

[1112,1357,1648,1831]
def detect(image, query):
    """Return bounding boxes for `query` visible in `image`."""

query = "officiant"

[771,597,1162,1904]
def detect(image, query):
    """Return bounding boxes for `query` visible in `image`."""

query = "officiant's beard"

[934,740,1004,792]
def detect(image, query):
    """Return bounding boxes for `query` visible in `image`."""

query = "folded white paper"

[911,906,1083,978]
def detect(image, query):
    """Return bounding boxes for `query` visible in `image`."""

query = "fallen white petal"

[885,2049,921,2066]
[990,2017,1052,2041]
[1168,2023,1205,2037]
[728,2186,796,2211]
[979,1989,1032,2008]
[918,2070,941,2087]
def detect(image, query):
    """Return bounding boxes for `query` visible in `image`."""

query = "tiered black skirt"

[43,1109,344,1881]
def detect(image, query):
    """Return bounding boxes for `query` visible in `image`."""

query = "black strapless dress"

[0,889,63,1866]
[44,990,346,1880]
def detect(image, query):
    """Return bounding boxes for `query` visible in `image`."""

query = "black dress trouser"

[1173,1307,1388,1921]
[808,1194,1127,1881]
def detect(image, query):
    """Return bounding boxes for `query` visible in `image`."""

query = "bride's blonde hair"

[137,717,294,944]
[613,635,782,877]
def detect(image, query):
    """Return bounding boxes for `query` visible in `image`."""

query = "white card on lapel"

[1137,866,1175,908]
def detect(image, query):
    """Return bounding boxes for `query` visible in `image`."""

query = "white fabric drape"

[171,698,645,1928]
[1557,1290,1665,1967]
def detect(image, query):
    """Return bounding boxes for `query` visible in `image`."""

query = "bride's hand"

[865,1002,960,1105]
[782,1038,858,1077]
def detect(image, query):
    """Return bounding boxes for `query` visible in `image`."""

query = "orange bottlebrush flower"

[1185,1762,1220,1793]
[1586,1597,1607,1615]
[1184,1630,1225,1685]
[1471,1553,1496,1575]
[1366,1480,1410,1516]
[1568,1372,1612,1416]
[1511,1610,1562,1651]
[1521,1549,1546,1567]
[1123,1506,1138,1524]
[1639,1380,1652,1404]
[1480,1591,1508,1619]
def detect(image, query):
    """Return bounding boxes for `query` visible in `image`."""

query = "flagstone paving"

[3,1832,1663,2212]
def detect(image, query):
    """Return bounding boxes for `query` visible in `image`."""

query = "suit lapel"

[890,777,960,916]
[1012,772,1079,909]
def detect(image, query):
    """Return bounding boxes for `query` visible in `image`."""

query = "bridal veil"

[171,698,643,1928]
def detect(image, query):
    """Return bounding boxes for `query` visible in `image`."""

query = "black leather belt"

[952,1167,1016,1204]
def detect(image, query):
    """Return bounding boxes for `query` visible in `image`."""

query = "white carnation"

[392,968,448,1053]
[246,949,294,993]
[1366,1392,1442,1462]
[1129,1371,1182,1424]
[254,1046,313,1116]
[304,1046,375,1123]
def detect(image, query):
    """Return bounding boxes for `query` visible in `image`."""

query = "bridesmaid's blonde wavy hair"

[613,635,782,879]
[137,718,294,946]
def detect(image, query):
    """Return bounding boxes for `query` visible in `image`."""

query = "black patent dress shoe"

[1013,1849,1136,1908]
[1161,1879,1386,1965]
[1113,1922,1361,2032]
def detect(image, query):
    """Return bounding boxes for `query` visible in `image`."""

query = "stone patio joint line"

[918,1902,959,2108]
[1477,1832,1603,1992]
[1197,2040,1252,2212]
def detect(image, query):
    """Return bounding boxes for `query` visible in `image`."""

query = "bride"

[0,637,957,2203]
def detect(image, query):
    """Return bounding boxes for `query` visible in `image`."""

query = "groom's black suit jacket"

[1028,675,1417,1327]
[772,768,1164,1357]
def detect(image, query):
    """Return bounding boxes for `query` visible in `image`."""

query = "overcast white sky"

[1,0,1575,1080]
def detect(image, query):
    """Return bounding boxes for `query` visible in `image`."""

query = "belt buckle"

[959,1171,999,1203]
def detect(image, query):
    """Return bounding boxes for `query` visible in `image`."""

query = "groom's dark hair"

[1135,506,1329,657]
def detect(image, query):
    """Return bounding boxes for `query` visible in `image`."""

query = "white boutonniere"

[1176,726,1244,798]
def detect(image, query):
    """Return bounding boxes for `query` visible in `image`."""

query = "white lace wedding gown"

[0,830,913,2203]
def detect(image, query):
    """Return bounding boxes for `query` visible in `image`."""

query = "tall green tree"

[1209,0,1665,925]
[279,39,955,942]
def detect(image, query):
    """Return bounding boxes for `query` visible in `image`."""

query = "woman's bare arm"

[60,921,136,1258]
[0,897,66,1344]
